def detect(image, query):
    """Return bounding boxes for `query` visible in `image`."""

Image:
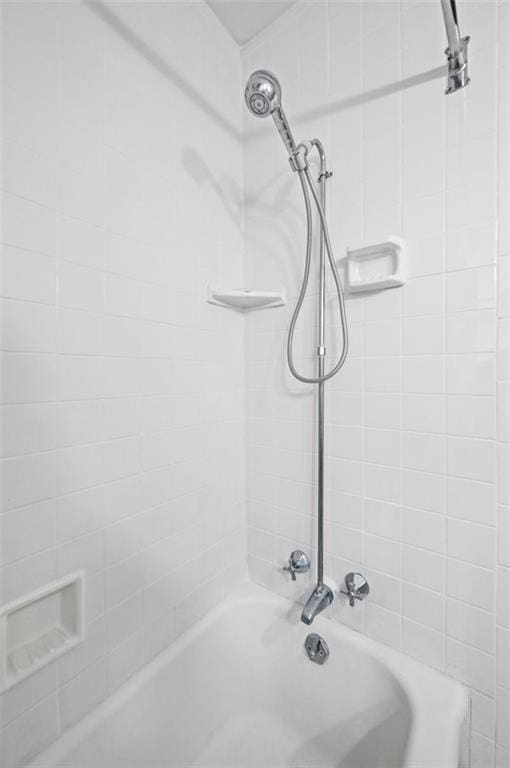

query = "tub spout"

[301,583,334,625]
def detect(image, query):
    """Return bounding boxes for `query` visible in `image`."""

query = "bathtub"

[30,582,468,768]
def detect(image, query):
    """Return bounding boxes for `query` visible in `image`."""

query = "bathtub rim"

[27,580,469,768]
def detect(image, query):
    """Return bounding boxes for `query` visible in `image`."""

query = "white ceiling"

[206,0,295,45]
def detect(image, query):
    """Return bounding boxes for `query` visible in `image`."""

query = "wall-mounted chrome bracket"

[288,147,308,173]
[441,0,470,94]
[445,36,470,94]
[318,170,333,183]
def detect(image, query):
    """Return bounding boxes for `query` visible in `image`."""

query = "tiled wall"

[0,2,245,764]
[242,1,509,764]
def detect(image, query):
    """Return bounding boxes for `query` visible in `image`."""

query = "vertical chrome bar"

[313,139,328,587]
[317,376,325,585]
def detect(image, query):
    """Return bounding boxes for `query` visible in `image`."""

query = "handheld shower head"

[245,70,281,117]
[245,70,297,158]
[244,69,282,117]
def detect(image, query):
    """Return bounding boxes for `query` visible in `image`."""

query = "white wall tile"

[403,274,445,317]
[2,500,56,564]
[403,545,444,593]
[365,535,401,578]
[471,690,496,740]
[57,215,105,270]
[447,477,496,526]
[403,315,444,355]
[365,464,402,504]
[403,394,445,434]
[497,628,510,690]
[497,687,510,751]
[404,507,445,553]
[447,354,496,396]
[471,731,496,768]
[404,432,445,474]
[2,193,56,257]
[403,619,445,671]
[365,603,401,651]
[365,568,401,613]
[58,261,104,313]
[499,444,510,506]
[496,745,510,768]
[59,659,107,733]
[447,599,495,654]
[105,593,143,652]
[447,310,496,354]
[447,518,496,569]
[365,429,401,467]
[403,582,445,633]
[58,618,105,685]
[107,629,144,693]
[0,665,56,730]
[403,469,445,514]
[447,267,496,313]
[1,694,59,767]
[1,299,57,353]
[498,567,510,628]
[2,452,58,511]
[365,393,402,430]
[365,318,401,356]
[365,357,401,393]
[2,139,57,208]
[364,499,401,541]
[447,638,495,696]
[447,395,496,439]
[500,505,510,567]
[403,355,445,394]
[447,559,496,612]
[104,516,143,568]
[2,548,58,605]
[57,530,103,579]
[447,436,497,483]
[1,246,57,304]
[500,383,510,442]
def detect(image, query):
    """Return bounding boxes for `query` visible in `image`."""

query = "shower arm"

[440,0,470,93]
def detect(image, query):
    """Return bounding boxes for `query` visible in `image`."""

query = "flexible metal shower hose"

[286,167,349,384]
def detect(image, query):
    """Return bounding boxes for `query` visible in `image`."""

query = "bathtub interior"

[32,593,412,768]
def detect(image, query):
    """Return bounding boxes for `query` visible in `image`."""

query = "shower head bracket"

[288,142,311,173]
[445,35,470,94]
[441,0,470,94]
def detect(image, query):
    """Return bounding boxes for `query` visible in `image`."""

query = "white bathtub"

[30,583,468,768]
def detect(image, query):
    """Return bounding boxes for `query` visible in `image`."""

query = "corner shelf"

[207,287,286,312]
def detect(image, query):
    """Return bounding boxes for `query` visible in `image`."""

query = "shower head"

[245,70,297,158]
[245,69,282,117]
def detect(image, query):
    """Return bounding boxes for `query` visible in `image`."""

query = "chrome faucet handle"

[341,572,369,607]
[283,550,310,581]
